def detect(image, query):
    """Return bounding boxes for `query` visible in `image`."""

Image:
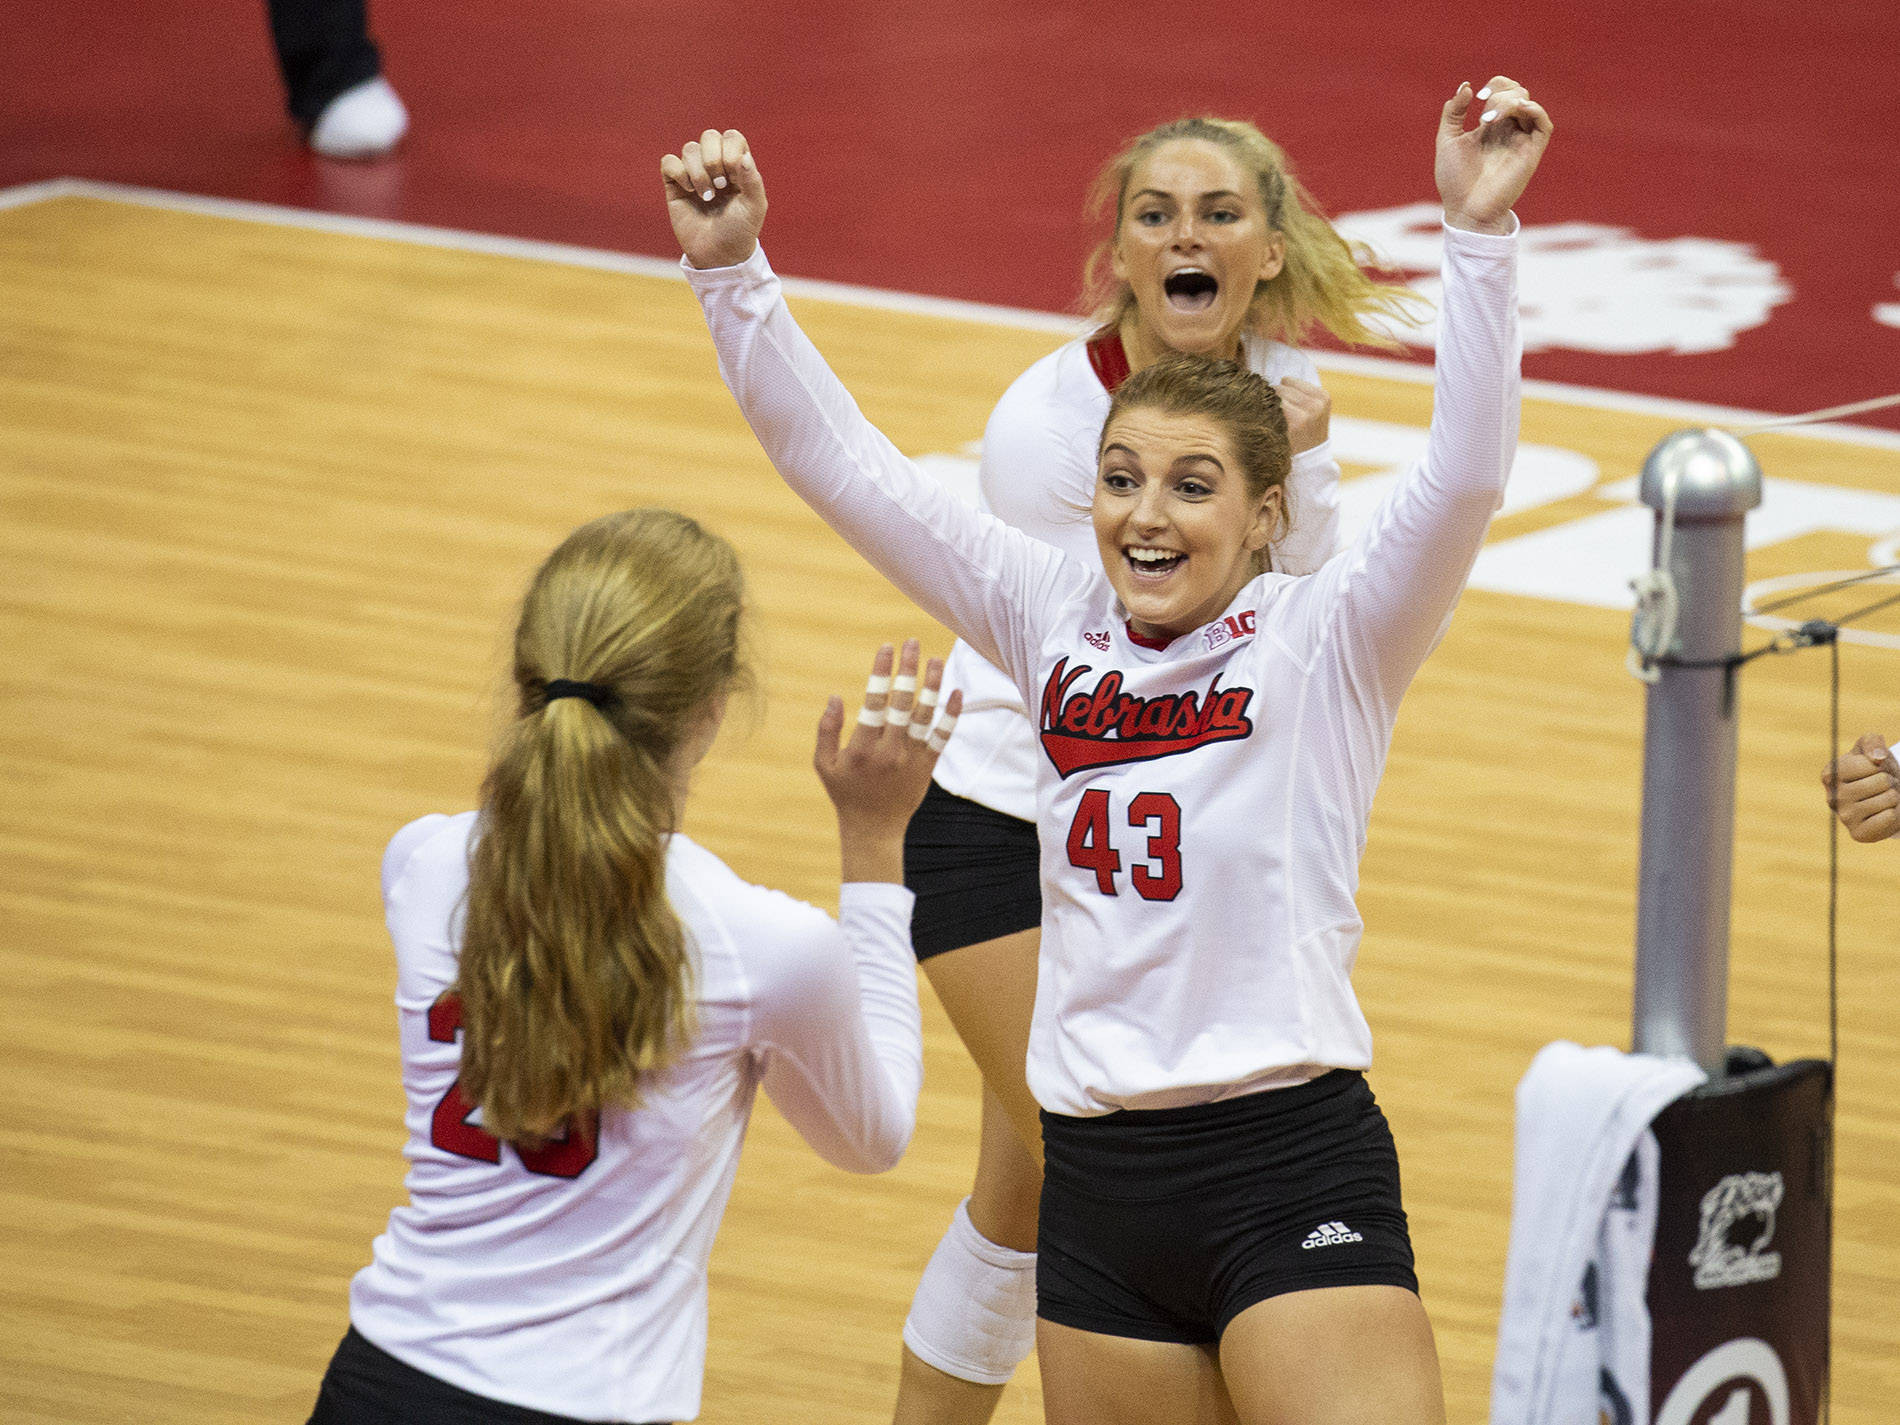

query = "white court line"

[0,178,76,211]
[9,176,1900,455]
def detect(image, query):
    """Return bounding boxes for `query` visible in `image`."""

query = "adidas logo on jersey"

[1083,629,1112,651]
[1301,1221,1364,1250]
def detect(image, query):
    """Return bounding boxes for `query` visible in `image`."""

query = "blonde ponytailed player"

[891,116,1422,1422]
[668,77,1551,1424]
[307,507,960,1424]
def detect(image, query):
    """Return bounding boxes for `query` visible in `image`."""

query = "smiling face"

[1092,404,1282,640]
[1112,138,1286,366]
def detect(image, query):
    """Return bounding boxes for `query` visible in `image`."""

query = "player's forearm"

[831,882,925,1168]
[1274,443,1343,575]
[684,247,1069,687]
[839,830,905,886]
[1324,225,1521,689]
[1422,222,1521,513]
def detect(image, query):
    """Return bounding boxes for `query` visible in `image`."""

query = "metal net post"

[1630,428,1763,1074]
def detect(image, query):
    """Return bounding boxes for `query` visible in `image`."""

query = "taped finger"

[885,672,919,725]
[859,668,892,727]
[926,709,960,752]
[908,685,940,740]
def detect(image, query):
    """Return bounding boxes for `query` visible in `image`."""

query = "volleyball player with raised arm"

[890,117,1419,1422]
[666,79,1551,1424]
[307,508,959,1425]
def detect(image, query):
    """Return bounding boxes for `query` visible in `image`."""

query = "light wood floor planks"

[2,194,1896,1423]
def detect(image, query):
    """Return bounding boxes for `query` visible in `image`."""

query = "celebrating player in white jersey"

[889,117,1421,1422]
[667,78,1550,1424]
[306,508,960,1425]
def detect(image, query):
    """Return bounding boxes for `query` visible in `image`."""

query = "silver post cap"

[1638,428,1763,520]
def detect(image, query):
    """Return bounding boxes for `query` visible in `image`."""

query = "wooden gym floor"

[1,192,1895,1423]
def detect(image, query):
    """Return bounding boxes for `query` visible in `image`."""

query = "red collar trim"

[1124,619,1177,651]
[1086,328,1132,394]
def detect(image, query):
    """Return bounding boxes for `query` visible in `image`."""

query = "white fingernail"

[1481,110,1498,123]
[714,176,728,189]
[701,189,714,202]
[1477,86,1491,100]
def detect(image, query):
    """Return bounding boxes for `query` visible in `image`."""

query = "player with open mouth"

[669,75,1551,1424]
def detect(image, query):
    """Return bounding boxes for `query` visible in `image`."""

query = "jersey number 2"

[427,992,599,1179]
[1065,789,1182,900]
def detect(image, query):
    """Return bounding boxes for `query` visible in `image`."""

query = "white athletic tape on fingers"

[864,674,892,696]
[907,687,940,739]
[926,712,959,751]
[884,673,920,725]
[857,706,883,728]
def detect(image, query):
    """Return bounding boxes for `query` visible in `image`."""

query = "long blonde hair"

[1080,116,1424,350]
[454,508,749,1142]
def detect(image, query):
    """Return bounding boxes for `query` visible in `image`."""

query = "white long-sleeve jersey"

[686,222,1518,1117]
[348,812,922,1423]
[934,328,1343,823]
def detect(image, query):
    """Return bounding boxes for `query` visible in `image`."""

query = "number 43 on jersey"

[1066,788,1182,900]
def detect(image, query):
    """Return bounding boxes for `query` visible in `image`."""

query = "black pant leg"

[265,0,384,125]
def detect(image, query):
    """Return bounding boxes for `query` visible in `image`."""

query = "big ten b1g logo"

[1202,610,1256,652]
[1655,1339,1789,1425]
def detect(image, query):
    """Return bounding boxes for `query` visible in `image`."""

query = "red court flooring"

[8,1,1900,427]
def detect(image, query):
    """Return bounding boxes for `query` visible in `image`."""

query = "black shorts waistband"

[1040,1072,1379,1201]
[309,1326,662,1425]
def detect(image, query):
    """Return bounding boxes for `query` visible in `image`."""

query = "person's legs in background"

[264,0,407,158]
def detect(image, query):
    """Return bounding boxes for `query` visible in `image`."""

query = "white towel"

[1490,1041,1706,1425]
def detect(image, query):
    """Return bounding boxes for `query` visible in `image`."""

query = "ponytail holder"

[543,678,618,713]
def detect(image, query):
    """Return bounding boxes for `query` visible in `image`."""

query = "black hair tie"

[543,678,618,713]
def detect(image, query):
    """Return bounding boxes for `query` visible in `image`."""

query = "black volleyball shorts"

[902,780,1042,960]
[307,1326,665,1425]
[1036,1070,1418,1344]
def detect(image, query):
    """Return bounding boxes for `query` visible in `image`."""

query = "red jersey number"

[426,992,599,1179]
[1065,789,1123,894]
[1127,792,1183,901]
[1064,789,1183,902]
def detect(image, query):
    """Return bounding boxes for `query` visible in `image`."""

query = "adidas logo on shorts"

[1301,1221,1364,1250]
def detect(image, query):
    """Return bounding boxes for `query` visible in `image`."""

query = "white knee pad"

[902,1197,1038,1386]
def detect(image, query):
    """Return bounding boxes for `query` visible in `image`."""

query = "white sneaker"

[309,76,408,160]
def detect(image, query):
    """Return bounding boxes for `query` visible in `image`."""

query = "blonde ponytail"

[1080,116,1426,350]
[454,508,748,1142]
